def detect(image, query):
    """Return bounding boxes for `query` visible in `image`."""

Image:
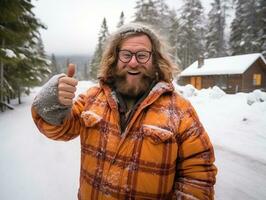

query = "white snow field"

[1,81,266,200]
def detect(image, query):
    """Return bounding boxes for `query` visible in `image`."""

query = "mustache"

[114,66,157,79]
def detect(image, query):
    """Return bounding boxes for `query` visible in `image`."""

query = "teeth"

[128,71,140,74]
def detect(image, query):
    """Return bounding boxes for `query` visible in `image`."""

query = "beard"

[113,65,157,97]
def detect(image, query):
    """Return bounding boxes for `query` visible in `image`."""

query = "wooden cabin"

[178,53,266,93]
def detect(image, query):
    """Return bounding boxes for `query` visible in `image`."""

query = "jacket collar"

[100,80,174,111]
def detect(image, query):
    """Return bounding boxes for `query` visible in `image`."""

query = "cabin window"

[253,74,261,86]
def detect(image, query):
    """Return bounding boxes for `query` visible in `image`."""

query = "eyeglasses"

[118,50,152,64]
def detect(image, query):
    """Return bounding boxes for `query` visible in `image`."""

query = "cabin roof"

[180,53,266,76]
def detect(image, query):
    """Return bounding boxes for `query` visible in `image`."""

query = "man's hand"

[58,63,78,106]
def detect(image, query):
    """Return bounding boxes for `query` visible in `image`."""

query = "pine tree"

[133,0,160,27]
[33,36,51,82]
[50,53,59,75]
[154,0,170,31]
[8,35,50,104]
[83,62,88,80]
[167,9,181,64]
[117,11,125,28]
[154,0,179,42]
[256,0,266,57]
[177,0,206,69]
[0,0,49,109]
[89,18,109,79]
[205,0,227,58]
[230,0,261,55]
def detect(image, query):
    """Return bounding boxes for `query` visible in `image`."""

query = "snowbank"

[173,84,266,164]
[246,89,266,105]
[1,81,266,200]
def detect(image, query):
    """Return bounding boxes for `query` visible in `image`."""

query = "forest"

[0,0,265,111]
[89,0,265,79]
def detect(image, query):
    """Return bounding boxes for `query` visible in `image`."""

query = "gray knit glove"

[32,74,71,125]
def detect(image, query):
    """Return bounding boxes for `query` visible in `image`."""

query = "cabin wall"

[226,75,242,93]
[202,76,215,88]
[242,59,266,92]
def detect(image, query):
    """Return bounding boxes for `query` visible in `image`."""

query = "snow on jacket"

[32,78,217,200]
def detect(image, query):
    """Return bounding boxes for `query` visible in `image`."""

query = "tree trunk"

[0,39,5,112]
[18,87,21,104]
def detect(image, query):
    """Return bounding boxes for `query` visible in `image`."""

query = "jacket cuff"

[32,74,71,125]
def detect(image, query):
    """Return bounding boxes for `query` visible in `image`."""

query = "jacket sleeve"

[31,75,87,141]
[173,101,217,200]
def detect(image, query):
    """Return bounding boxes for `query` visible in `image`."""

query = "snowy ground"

[0,81,266,200]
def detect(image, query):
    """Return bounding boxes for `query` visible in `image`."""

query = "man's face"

[114,34,156,97]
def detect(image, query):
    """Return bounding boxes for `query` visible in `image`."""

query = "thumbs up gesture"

[58,64,78,106]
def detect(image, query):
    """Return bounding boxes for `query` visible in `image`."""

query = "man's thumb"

[67,63,76,77]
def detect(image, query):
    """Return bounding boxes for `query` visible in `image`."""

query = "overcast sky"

[32,0,210,56]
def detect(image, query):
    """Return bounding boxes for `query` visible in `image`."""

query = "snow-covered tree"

[176,0,206,69]
[154,0,170,31]
[256,0,266,57]
[133,0,173,34]
[205,0,227,58]
[230,0,261,55]
[89,18,109,79]
[133,0,160,27]
[50,53,60,75]
[83,62,89,80]
[0,0,49,109]
[167,9,181,64]
[117,11,125,28]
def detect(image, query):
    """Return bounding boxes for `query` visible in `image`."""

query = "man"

[32,23,217,199]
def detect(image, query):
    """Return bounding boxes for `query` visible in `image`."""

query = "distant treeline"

[0,0,265,111]
[49,54,91,80]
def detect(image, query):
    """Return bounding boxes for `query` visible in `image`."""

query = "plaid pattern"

[32,81,217,200]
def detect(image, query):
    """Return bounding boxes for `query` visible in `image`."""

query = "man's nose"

[128,55,139,68]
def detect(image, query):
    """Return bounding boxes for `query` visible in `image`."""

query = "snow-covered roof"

[180,53,266,76]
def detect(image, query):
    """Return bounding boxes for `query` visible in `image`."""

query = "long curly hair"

[97,23,179,83]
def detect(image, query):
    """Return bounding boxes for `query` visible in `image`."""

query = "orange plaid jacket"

[32,81,217,200]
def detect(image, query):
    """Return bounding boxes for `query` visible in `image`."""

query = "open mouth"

[128,71,141,75]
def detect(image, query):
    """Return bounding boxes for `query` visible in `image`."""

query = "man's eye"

[122,53,131,58]
[137,53,148,59]
[138,54,146,58]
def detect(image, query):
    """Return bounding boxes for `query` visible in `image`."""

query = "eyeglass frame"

[117,49,153,64]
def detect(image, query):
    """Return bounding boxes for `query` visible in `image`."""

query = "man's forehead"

[119,34,152,50]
